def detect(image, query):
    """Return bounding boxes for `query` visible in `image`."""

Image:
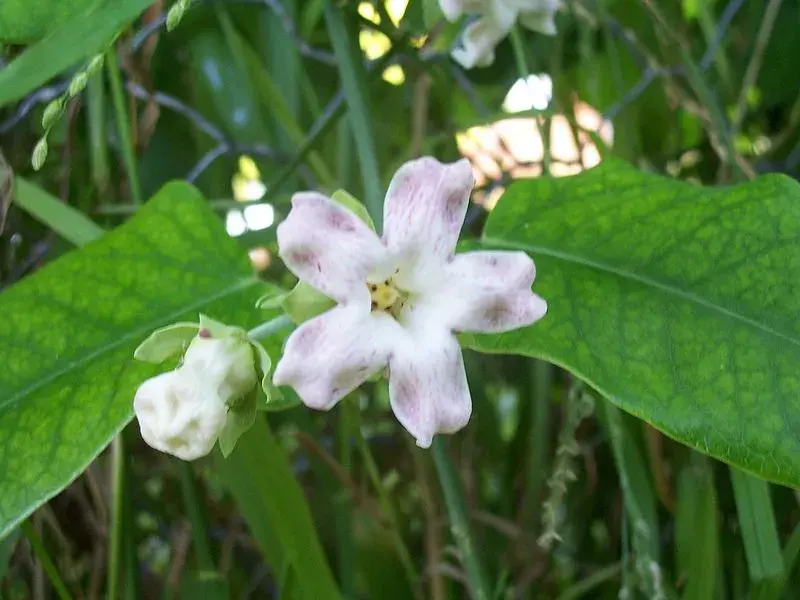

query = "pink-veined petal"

[402,250,547,334]
[382,157,474,287]
[273,305,402,410]
[388,331,471,448]
[277,192,387,305]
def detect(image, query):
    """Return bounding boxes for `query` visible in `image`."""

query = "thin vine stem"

[21,519,72,600]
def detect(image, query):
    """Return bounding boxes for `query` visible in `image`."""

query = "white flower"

[273,157,547,448]
[442,0,561,69]
[134,370,228,460]
[133,331,257,460]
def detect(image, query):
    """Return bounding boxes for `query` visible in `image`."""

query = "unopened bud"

[68,72,88,97]
[86,54,104,75]
[32,138,48,171]
[41,99,64,130]
[166,0,190,31]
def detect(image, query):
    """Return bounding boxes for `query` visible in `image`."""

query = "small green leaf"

[249,339,297,411]
[218,393,257,458]
[465,159,800,487]
[282,280,336,325]
[331,189,375,230]
[133,323,199,363]
[13,178,106,246]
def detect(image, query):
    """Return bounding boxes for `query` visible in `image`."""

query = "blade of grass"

[107,436,124,600]
[122,445,139,600]
[178,463,215,573]
[230,28,335,188]
[348,401,418,593]
[556,563,622,600]
[217,415,341,600]
[87,71,110,197]
[0,0,155,108]
[0,527,19,580]
[20,519,72,600]
[13,177,106,245]
[522,359,552,535]
[106,48,142,205]
[595,399,661,597]
[431,438,491,600]
[782,521,800,584]
[729,468,784,600]
[323,2,383,227]
[675,454,719,600]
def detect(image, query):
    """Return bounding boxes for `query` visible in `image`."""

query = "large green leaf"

[0,181,265,539]
[464,160,800,487]
[0,0,97,43]
[0,0,155,108]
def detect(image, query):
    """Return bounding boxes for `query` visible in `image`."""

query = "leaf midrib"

[0,277,261,412]
[482,235,800,349]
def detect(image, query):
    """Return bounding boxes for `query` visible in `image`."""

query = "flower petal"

[133,369,228,461]
[388,331,471,448]
[402,250,547,334]
[273,305,402,410]
[450,4,516,69]
[382,157,475,286]
[277,192,387,305]
[519,9,558,35]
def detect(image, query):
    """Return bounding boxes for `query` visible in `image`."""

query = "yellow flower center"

[368,279,406,317]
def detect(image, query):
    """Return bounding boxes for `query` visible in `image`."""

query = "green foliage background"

[0,0,799,599]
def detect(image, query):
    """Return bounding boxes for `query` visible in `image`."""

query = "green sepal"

[198,313,247,340]
[133,322,199,363]
[331,189,375,231]
[256,291,285,311]
[422,0,444,29]
[282,281,336,325]
[249,338,300,412]
[218,389,257,457]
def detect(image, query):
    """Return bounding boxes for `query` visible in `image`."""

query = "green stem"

[247,314,293,341]
[557,563,622,600]
[107,436,125,600]
[431,438,491,600]
[349,401,418,592]
[87,70,109,197]
[335,408,356,597]
[178,463,215,572]
[509,26,550,175]
[106,49,142,205]
[20,520,72,600]
[523,359,552,534]
[324,2,383,227]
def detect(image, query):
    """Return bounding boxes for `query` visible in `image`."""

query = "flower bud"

[133,370,228,460]
[181,332,257,403]
[68,72,88,98]
[41,99,64,130]
[86,54,104,76]
[32,138,48,171]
